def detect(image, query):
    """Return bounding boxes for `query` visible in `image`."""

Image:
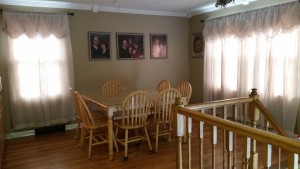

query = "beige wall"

[69,10,189,92]
[0,7,189,131]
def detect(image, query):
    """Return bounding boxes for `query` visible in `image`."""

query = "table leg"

[108,115,114,160]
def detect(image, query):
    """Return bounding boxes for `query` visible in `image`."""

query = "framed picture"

[88,32,111,60]
[150,34,167,59]
[116,33,144,60]
[192,33,205,58]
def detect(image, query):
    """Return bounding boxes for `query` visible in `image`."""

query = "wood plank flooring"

[1,122,293,169]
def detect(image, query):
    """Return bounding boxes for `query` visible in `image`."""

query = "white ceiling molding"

[0,0,91,10]
[0,0,187,17]
[0,0,297,18]
[92,5,187,17]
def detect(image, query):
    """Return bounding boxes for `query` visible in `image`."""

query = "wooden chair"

[156,80,171,93]
[69,88,82,140]
[101,81,124,99]
[114,91,153,161]
[152,88,181,152]
[176,81,192,104]
[74,91,119,159]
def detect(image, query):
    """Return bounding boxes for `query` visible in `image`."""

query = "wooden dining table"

[79,88,187,160]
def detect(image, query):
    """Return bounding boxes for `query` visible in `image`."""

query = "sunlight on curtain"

[13,35,62,100]
[203,2,300,132]
[3,11,74,130]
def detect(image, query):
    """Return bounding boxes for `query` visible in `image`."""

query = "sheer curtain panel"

[203,2,300,133]
[3,11,74,130]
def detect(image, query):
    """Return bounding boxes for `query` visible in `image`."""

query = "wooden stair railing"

[173,89,300,169]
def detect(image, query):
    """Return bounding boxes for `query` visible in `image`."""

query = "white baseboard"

[6,123,77,139]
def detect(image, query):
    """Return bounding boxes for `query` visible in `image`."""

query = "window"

[12,35,62,100]
[203,2,300,132]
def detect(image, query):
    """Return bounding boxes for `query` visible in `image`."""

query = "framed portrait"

[88,32,111,60]
[116,33,144,60]
[150,34,167,59]
[192,33,205,58]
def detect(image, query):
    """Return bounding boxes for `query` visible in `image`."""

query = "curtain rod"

[0,9,74,16]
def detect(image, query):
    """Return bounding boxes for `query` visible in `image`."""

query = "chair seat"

[114,121,147,130]
[153,119,172,124]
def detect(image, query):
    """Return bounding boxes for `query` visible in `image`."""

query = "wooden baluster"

[227,131,233,169]
[278,148,281,169]
[177,136,183,169]
[222,106,228,169]
[188,117,192,169]
[242,137,251,169]
[288,153,299,169]
[242,103,247,125]
[199,109,204,169]
[212,107,217,169]
[249,89,259,169]
[264,119,272,169]
[263,144,272,169]
[232,105,237,169]
[174,97,184,169]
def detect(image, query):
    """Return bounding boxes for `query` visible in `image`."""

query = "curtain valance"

[203,2,300,41]
[3,11,70,39]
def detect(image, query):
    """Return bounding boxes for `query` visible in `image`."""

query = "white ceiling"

[0,0,296,17]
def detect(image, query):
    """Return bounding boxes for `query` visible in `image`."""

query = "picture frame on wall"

[88,31,111,60]
[192,33,205,58]
[116,33,144,60]
[150,34,167,59]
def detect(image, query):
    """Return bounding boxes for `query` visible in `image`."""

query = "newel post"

[174,97,184,169]
[248,89,259,169]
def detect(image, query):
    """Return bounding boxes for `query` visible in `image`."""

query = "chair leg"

[88,130,93,159]
[115,126,119,140]
[155,124,159,153]
[123,129,128,161]
[80,128,85,149]
[112,132,119,152]
[144,126,153,153]
[168,122,172,142]
[75,121,81,139]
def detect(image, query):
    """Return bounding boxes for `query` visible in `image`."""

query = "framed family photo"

[88,32,111,60]
[150,34,167,59]
[192,33,205,58]
[116,33,144,60]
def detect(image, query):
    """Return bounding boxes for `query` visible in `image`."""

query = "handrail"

[186,97,253,111]
[185,92,287,138]
[255,99,288,137]
[176,106,300,154]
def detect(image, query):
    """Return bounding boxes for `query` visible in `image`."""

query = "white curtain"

[3,11,74,130]
[203,2,300,132]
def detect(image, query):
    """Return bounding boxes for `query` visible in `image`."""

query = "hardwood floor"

[1,122,293,169]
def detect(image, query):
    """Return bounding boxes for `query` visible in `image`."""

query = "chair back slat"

[155,88,181,122]
[121,91,151,127]
[74,91,96,126]
[156,80,171,93]
[69,88,82,120]
[102,81,124,99]
[176,81,192,104]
